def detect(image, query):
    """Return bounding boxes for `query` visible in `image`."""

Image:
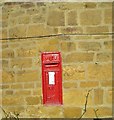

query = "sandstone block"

[56,3,84,10]
[63,64,85,80]
[67,11,77,25]
[88,63,112,80]
[26,106,39,117]
[16,47,37,57]
[2,49,14,58]
[97,107,112,117]
[101,81,112,87]
[8,18,17,27]
[2,71,15,83]
[10,58,32,69]
[60,41,76,52]
[98,3,112,8]
[84,107,95,117]
[2,60,9,68]
[20,3,35,8]
[26,8,39,15]
[78,42,101,51]
[24,83,34,89]
[96,53,112,62]
[18,15,30,24]
[47,10,65,26]
[38,106,62,118]
[80,81,99,88]
[106,89,112,104]
[2,29,7,39]
[15,90,31,96]
[26,96,40,105]
[104,9,112,24]
[104,41,112,50]
[9,26,27,38]
[94,89,103,105]
[60,27,83,34]
[63,107,81,118]
[2,84,10,89]
[80,10,101,25]
[10,10,25,17]
[32,14,45,23]
[16,70,38,82]
[2,96,24,106]
[11,84,23,89]
[65,52,94,63]
[5,90,13,95]
[27,25,57,36]
[84,2,97,8]
[64,89,93,106]
[63,82,77,88]
[3,106,25,114]
[86,26,109,34]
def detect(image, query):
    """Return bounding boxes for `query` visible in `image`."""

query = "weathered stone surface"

[9,26,27,37]
[60,41,76,52]
[15,90,31,96]
[63,64,85,80]
[16,47,37,57]
[16,70,38,82]
[2,96,24,106]
[2,71,15,83]
[2,49,14,58]
[88,63,112,80]
[97,107,112,117]
[84,2,97,8]
[20,3,35,8]
[18,15,30,24]
[96,53,112,62]
[80,10,101,25]
[26,96,40,105]
[63,82,77,88]
[47,10,65,26]
[67,11,77,25]
[86,26,109,33]
[2,60,9,68]
[10,58,32,69]
[65,52,94,62]
[78,42,101,51]
[104,41,112,50]
[94,89,103,105]
[64,89,93,106]
[38,106,62,118]
[1,2,112,118]
[106,89,112,104]
[11,84,23,89]
[104,9,112,24]
[27,25,57,36]
[101,81,112,87]
[80,81,99,88]
[98,2,112,8]
[63,107,81,118]
[60,27,83,34]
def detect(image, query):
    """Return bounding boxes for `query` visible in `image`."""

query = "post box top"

[41,52,61,63]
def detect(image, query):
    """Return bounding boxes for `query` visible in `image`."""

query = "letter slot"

[41,52,63,105]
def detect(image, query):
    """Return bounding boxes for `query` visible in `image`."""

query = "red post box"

[41,52,63,105]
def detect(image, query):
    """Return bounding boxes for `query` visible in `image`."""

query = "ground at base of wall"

[1,118,113,120]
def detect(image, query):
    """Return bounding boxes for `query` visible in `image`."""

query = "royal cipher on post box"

[41,52,63,105]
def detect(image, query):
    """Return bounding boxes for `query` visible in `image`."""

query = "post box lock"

[41,52,63,105]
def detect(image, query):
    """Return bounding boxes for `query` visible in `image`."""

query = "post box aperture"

[41,52,63,105]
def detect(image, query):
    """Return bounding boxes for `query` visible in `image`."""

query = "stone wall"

[0,2,112,118]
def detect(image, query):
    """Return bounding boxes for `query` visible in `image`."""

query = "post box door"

[45,71,60,104]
